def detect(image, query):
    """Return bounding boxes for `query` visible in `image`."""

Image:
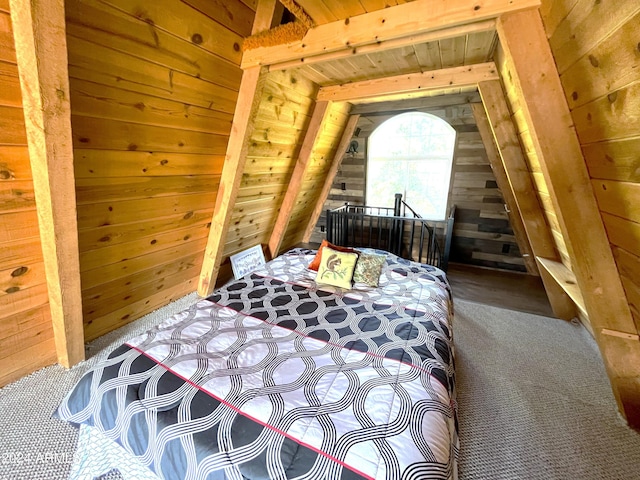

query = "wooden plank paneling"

[0,1,54,388]
[10,0,83,369]
[77,193,216,230]
[75,175,220,205]
[268,101,331,257]
[471,102,537,274]
[547,0,639,74]
[198,0,278,295]
[63,0,254,339]
[559,11,640,110]
[69,79,234,136]
[65,0,243,87]
[242,0,540,68]
[582,137,640,183]
[500,8,640,427]
[571,82,640,145]
[317,62,498,102]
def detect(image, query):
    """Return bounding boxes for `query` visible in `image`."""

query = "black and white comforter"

[56,248,458,480]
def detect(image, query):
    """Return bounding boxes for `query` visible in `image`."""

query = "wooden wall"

[310,101,525,271]
[281,101,351,250]
[540,0,640,330]
[65,0,254,341]
[221,69,318,259]
[451,125,525,271]
[0,2,56,386]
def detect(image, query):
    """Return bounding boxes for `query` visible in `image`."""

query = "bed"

[55,247,458,480]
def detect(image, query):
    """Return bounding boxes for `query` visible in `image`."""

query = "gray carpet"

[0,293,638,480]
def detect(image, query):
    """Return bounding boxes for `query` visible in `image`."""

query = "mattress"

[55,248,458,480]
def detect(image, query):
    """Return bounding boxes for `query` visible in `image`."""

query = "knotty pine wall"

[0,3,57,386]
[65,0,255,341]
[311,103,526,271]
[281,101,351,251]
[495,46,571,270]
[221,70,318,260]
[540,0,640,330]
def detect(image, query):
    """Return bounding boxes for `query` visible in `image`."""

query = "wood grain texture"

[242,0,539,68]
[303,114,360,242]
[198,0,278,295]
[477,79,575,317]
[471,102,538,274]
[500,8,640,427]
[0,1,54,388]
[10,0,83,368]
[268,101,331,257]
[64,0,254,338]
[317,62,498,102]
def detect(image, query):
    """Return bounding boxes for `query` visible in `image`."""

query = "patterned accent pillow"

[316,247,359,289]
[353,252,386,287]
[308,239,357,271]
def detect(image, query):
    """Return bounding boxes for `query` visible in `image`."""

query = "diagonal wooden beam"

[470,102,538,276]
[198,0,278,297]
[303,114,360,243]
[317,62,498,102]
[241,0,540,69]
[9,0,84,367]
[477,80,575,319]
[268,100,332,258]
[497,8,640,428]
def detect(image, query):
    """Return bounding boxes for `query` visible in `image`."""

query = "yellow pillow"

[316,247,359,289]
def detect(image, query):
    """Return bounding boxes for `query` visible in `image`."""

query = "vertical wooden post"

[9,0,84,367]
[303,114,360,242]
[198,0,279,297]
[498,9,640,427]
[268,100,331,258]
[471,102,538,275]
[478,80,575,319]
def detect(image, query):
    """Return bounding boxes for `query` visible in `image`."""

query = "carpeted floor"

[1,293,639,480]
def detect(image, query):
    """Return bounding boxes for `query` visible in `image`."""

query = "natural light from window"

[367,112,456,220]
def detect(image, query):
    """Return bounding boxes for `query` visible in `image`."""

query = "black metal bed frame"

[326,194,455,270]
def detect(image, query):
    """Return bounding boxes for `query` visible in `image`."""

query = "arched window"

[366,112,456,220]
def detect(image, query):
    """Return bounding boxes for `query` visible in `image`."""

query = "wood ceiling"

[292,30,497,87]
[273,1,500,104]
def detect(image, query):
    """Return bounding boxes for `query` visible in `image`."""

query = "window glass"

[367,112,456,220]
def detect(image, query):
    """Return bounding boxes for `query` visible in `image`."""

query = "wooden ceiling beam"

[303,113,360,243]
[9,0,84,367]
[470,102,538,276]
[267,20,496,72]
[350,92,481,115]
[317,62,498,102]
[198,0,278,297]
[477,80,575,319]
[268,100,332,258]
[241,0,539,69]
[497,9,640,428]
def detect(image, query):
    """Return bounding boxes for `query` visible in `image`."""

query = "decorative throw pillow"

[315,247,359,289]
[353,252,386,287]
[308,239,356,271]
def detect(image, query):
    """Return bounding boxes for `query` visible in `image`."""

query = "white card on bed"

[230,244,266,279]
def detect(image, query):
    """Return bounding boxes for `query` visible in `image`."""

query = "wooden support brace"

[268,100,331,258]
[317,62,499,103]
[471,102,538,276]
[303,114,360,243]
[477,79,575,319]
[198,0,278,297]
[241,0,540,69]
[9,0,84,367]
[268,20,496,72]
[497,8,640,428]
